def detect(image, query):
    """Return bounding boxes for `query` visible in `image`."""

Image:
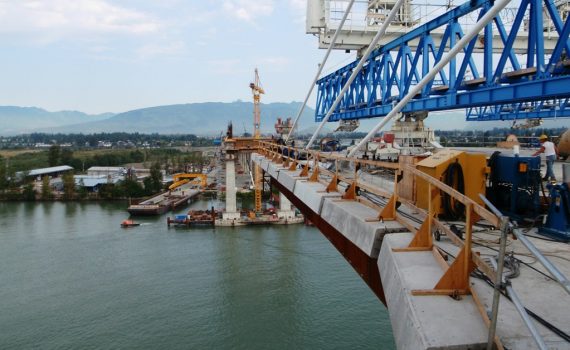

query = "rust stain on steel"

[270,178,387,305]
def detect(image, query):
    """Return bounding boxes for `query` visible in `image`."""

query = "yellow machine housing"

[415,150,488,216]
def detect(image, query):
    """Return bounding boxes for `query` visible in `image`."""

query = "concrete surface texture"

[320,197,407,258]
[380,233,489,349]
[439,229,570,349]
[223,157,240,220]
[277,192,296,219]
[252,151,570,350]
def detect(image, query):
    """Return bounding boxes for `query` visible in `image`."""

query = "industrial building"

[16,165,74,181]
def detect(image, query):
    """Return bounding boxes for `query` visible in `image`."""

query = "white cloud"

[288,0,306,12]
[208,59,248,75]
[222,0,274,23]
[137,41,185,58]
[287,0,307,24]
[0,0,160,43]
[261,56,290,66]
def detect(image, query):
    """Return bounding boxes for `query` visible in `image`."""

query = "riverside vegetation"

[0,137,211,201]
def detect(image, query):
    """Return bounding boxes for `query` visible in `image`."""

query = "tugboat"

[121,219,140,228]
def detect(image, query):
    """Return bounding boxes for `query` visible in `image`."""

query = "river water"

[0,199,395,349]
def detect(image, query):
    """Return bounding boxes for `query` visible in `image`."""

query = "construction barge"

[167,207,304,227]
[127,187,201,216]
[216,208,304,227]
[167,209,217,227]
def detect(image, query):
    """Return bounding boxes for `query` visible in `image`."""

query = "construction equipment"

[250,69,265,212]
[274,117,292,136]
[312,0,570,124]
[416,150,488,219]
[320,137,341,152]
[487,153,541,220]
[540,183,570,241]
[170,173,207,190]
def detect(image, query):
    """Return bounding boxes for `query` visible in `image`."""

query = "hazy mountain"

[39,101,317,135]
[5,102,564,136]
[0,106,114,135]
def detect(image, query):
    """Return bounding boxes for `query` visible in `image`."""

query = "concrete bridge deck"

[252,152,570,350]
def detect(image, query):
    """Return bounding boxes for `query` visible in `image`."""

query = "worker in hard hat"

[532,134,559,181]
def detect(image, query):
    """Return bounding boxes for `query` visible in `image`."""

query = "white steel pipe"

[305,0,407,150]
[512,228,570,294]
[490,259,548,350]
[347,0,512,157]
[285,0,357,143]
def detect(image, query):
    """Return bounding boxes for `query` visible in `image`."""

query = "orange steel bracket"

[309,164,320,182]
[326,160,339,192]
[391,219,432,252]
[427,246,474,294]
[308,155,320,182]
[411,247,474,296]
[342,181,357,200]
[299,161,310,177]
[393,183,436,252]
[378,194,397,221]
[289,159,297,171]
[411,204,475,296]
[326,174,338,192]
[367,170,399,222]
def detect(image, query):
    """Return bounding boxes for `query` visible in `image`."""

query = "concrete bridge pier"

[277,192,295,220]
[222,153,240,221]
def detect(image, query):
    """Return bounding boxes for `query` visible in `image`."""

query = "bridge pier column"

[277,192,295,220]
[222,154,240,220]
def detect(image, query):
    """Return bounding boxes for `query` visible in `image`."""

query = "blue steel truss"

[314,0,570,123]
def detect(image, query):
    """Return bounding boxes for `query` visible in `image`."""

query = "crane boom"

[250,68,264,139]
[250,68,265,212]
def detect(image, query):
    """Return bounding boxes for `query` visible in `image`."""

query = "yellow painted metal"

[415,150,487,216]
[171,173,207,188]
[250,68,265,212]
[254,164,262,212]
[168,179,190,190]
[250,68,264,140]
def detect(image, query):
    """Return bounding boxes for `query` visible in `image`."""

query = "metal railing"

[252,139,569,349]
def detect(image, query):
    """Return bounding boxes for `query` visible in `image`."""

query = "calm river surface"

[0,199,394,349]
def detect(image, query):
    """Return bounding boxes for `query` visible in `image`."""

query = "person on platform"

[532,134,559,181]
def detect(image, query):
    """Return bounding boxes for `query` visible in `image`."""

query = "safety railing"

[253,139,570,350]
[257,140,500,285]
[251,139,570,349]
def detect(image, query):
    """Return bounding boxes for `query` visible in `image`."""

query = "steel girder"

[314,0,570,123]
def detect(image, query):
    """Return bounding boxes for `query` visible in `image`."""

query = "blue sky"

[0,0,511,130]
[0,0,354,114]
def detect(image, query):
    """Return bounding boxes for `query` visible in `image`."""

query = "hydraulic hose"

[442,161,465,220]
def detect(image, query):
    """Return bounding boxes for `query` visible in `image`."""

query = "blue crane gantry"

[314,0,570,123]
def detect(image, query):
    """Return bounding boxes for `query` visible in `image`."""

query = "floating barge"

[127,187,200,216]
[215,208,304,227]
[167,207,305,227]
[167,209,217,227]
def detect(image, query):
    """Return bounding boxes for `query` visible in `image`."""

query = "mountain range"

[0,102,319,136]
[2,102,569,136]
[0,106,113,135]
